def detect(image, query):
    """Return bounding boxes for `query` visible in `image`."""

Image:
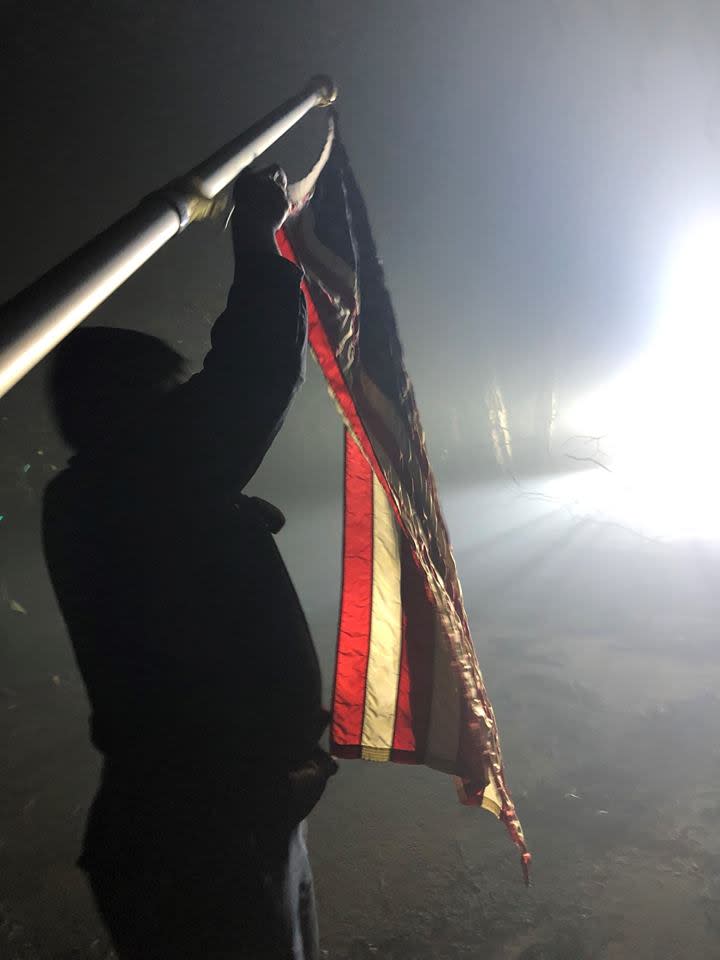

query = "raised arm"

[167,167,307,495]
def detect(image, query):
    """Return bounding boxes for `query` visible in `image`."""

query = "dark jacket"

[43,254,324,866]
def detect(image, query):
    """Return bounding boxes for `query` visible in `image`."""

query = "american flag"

[278,129,530,881]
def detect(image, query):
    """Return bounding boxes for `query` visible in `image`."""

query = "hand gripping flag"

[279,123,530,882]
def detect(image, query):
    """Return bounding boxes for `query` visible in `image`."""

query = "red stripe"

[277,230,399,527]
[390,540,416,756]
[329,435,374,751]
[391,612,415,754]
[396,538,437,760]
[277,231,432,761]
[276,231,387,755]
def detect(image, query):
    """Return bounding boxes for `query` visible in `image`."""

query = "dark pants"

[86,822,319,960]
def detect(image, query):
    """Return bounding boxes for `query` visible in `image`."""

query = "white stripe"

[361,472,403,753]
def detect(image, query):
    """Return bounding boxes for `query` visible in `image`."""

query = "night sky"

[4,4,720,958]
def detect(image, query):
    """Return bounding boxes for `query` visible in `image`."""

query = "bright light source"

[563,215,720,540]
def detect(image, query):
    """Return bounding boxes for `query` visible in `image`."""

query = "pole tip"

[307,74,338,106]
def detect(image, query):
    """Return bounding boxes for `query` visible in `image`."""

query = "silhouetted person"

[42,168,336,960]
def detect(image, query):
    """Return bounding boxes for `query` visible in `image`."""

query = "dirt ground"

[2,462,720,960]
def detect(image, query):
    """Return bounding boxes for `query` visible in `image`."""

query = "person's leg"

[289,822,319,960]
[86,867,161,960]
[90,862,304,960]
[87,827,318,960]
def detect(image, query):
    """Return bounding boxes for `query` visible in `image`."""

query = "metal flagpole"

[0,75,337,400]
